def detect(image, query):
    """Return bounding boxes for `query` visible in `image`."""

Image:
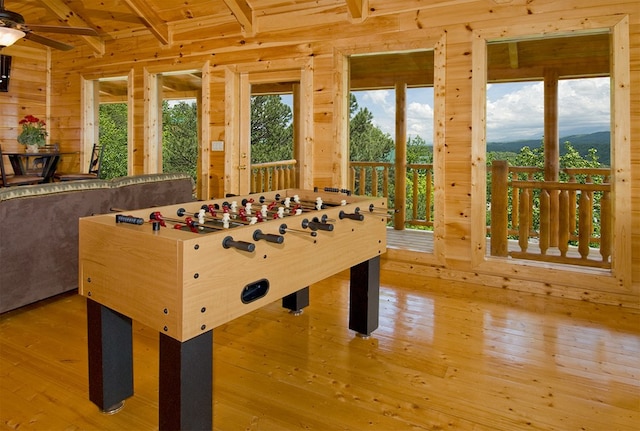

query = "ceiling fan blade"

[24,32,74,51]
[26,24,98,36]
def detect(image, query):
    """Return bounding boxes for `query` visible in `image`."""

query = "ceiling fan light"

[0,27,25,48]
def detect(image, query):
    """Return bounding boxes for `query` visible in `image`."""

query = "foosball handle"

[315,187,352,196]
[253,229,285,244]
[339,210,364,221]
[302,218,334,232]
[222,236,256,252]
[115,214,145,225]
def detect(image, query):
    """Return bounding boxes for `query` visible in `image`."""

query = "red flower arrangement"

[17,114,48,146]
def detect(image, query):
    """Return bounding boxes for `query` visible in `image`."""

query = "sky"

[352,77,610,143]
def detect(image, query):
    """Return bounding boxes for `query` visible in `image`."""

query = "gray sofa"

[0,173,194,313]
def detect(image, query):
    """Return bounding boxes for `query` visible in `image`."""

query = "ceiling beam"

[345,0,369,21]
[221,0,254,34]
[122,0,170,45]
[38,0,104,55]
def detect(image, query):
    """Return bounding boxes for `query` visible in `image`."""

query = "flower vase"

[26,144,40,153]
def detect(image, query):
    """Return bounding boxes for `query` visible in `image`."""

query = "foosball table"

[78,188,388,430]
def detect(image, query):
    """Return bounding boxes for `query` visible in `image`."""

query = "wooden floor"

[1,271,639,430]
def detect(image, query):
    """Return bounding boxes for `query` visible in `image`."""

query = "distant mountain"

[487,131,610,166]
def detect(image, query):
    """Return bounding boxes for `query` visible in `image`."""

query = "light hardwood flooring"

[1,270,639,430]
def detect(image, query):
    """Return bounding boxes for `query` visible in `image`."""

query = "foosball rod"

[366,204,396,217]
[278,223,317,237]
[178,207,258,225]
[150,212,223,232]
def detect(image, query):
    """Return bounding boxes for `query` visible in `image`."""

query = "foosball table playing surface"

[79,188,388,430]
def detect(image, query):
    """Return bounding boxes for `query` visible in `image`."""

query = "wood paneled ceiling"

[4,0,611,97]
[5,0,369,55]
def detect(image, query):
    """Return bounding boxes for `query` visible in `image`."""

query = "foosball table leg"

[159,331,213,431]
[282,287,310,315]
[349,256,380,337]
[87,299,133,414]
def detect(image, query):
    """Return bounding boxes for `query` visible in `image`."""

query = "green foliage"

[407,135,433,164]
[99,104,128,179]
[162,100,198,181]
[250,95,293,163]
[99,101,199,181]
[486,140,606,244]
[349,94,394,162]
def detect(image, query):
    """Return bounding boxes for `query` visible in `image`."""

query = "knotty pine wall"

[0,46,48,154]
[1,0,638,308]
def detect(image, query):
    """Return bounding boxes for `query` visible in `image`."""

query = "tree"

[162,100,198,180]
[99,103,128,179]
[349,94,394,161]
[406,135,432,164]
[250,95,293,163]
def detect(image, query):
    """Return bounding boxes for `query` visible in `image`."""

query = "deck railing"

[251,159,297,192]
[491,160,611,268]
[349,159,612,269]
[349,161,392,198]
[349,161,435,228]
[405,163,435,228]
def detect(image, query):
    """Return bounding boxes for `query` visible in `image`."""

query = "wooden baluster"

[359,168,366,195]
[567,172,577,237]
[578,191,592,259]
[585,174,594,244]
[527,173,535,233]
[425,169,432,226]
[276,166,283,190]
[372,168,379,197]
[350,167,356,194]
[412,170,418,221]
[519,188,530,253]
[251,169,256,193]
[264,167,274,191]
[382,166,389,198]
[273,166,278,191]
[275,166,281,190]
[511,171,519,236]
[600,188,612,263]
[549,188,559,248]
[272,167,276,191]
[558,189,570,257]
[256,169,263,193]
[283,166,289,189]
[491,160,509,257]
[539,189,550,256]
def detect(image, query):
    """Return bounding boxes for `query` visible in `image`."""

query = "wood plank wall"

[0,46,48,155]
[0,0,638,308]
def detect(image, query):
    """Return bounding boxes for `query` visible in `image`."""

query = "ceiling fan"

[0,0,98,51]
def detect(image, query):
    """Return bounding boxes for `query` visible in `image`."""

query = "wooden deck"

[386,227,435,253]
[386,228,610,267]
[1,272,638,430]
